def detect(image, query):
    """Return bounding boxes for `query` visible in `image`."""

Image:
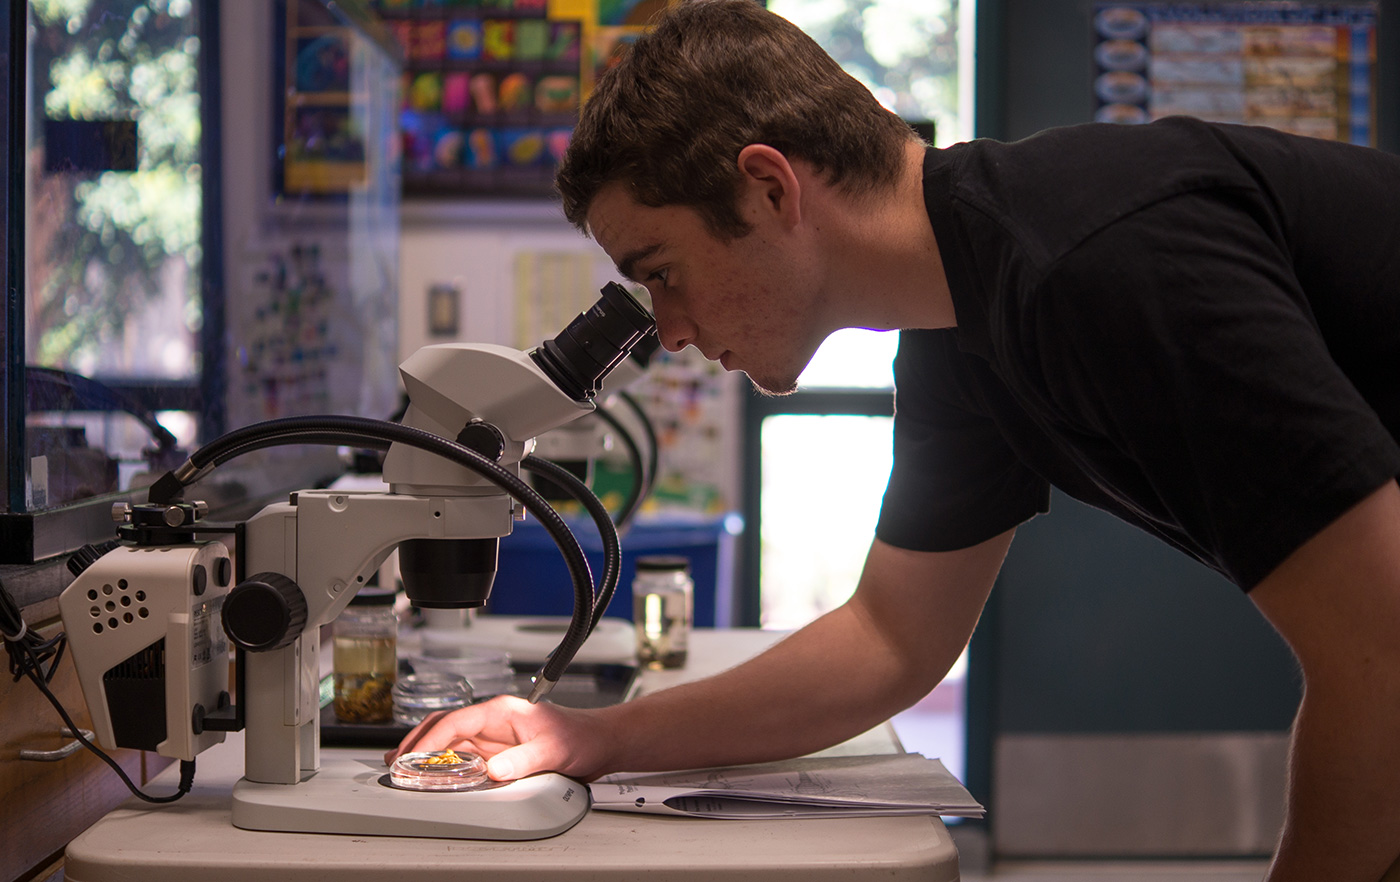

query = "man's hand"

[385,697,616,782]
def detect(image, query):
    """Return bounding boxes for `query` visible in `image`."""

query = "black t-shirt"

[874,117,1400,590]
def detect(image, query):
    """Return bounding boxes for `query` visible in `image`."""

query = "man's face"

[587,182,828,396]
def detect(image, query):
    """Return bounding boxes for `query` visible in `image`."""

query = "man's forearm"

[593,600,944,775]
[1249,483,1400,881]
[1267,673,1400,881]
[589,534,1013,777]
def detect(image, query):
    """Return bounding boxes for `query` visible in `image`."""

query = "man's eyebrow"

[617,243,662,283]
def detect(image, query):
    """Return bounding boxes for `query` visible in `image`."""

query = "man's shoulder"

[951,118,1253,214]
[938,119,1262,284]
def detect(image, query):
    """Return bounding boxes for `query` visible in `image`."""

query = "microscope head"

[384,283,655,609]
[385,283,654,493]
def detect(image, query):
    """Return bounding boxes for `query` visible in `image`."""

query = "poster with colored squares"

[369,0,671,197]
[370,0,595,196]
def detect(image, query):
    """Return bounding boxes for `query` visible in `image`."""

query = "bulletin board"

[1092,3,1379,146]
[371,0,667,197]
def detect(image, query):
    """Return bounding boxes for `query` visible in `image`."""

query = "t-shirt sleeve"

[875,329,1051,552]
[1016,191,1400,589]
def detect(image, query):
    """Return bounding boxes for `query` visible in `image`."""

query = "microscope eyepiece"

[531,282,656,402]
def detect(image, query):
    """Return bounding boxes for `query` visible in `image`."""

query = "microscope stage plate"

[231,750,589,840]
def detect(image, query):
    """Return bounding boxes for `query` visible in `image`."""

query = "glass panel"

[5,1,401,562]
[194,0,402,521]
[24,0,204,510]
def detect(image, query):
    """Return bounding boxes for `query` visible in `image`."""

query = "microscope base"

[231,751,589,840]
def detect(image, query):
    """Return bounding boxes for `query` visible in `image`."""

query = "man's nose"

[652,301,695,353]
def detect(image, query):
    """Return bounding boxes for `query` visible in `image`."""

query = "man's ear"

[736,144,802,228]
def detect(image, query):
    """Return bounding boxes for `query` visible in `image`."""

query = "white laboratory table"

[63,626,961,881]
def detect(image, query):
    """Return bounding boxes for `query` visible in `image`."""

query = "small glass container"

[332,590,398,723]
[389,750,490,792]
[392,671,472,726]
[632,555,693,669]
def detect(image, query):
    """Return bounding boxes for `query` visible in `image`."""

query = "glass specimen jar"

[632,555,693,670]
[332,589,398,723]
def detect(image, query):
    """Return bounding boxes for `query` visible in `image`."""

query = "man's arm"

[390,530,1014,781]
[1248,480,1400,881]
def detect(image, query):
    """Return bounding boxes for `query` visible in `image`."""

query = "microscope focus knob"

[222,572,308,652]
[456,419,505,462]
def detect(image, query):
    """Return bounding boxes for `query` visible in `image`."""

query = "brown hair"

[556,0,918,240]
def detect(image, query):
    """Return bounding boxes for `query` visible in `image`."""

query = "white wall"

[397,203,745,516]
[397,202,612,355]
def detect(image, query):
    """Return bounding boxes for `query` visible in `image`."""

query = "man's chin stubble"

[747,373,799,398]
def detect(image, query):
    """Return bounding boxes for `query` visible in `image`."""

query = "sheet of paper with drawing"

[592,754,984,819]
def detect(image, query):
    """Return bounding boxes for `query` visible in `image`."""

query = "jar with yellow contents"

[332,590,398,723]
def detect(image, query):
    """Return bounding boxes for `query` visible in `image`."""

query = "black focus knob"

[222,572,308,652]
[456,419,506,462]
[67,540,120,577]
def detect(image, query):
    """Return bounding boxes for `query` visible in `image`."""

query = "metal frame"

[3,0,25,515]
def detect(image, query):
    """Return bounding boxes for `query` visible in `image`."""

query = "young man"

[394,1,1400,877]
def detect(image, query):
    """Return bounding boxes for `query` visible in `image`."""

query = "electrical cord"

[185,423,600,648]
[25,366,179,455]
[154,414,611,695]
[1,576,68,686]
[616,390,660,509]
[591,405,646,533]
[1,576,197,803]
[522,455,621,631]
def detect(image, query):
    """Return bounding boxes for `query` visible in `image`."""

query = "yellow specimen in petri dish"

[389,750,491,792]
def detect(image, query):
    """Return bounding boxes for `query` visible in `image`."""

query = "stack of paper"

[592,753,984,820]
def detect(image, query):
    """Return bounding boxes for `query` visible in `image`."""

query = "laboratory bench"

[62,625,961,881]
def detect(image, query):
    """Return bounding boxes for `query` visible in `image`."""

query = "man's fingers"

[379,696,602,781]
[383,710,443,765]
[485,739,560,781]
[384,707,486,765]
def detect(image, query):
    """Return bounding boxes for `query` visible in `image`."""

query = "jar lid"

[348,589,397,606]
[635,555,691,573]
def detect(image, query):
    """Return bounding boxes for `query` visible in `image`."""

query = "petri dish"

[410,650,517,699]
[389,750,490,792]
[392,671,472,726]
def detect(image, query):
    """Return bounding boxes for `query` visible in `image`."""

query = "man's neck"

[816,140,957,332]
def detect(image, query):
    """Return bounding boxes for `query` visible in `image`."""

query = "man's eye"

[647,268,669,286]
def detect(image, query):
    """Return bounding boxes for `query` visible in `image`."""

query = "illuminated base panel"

[231,751,590,840]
